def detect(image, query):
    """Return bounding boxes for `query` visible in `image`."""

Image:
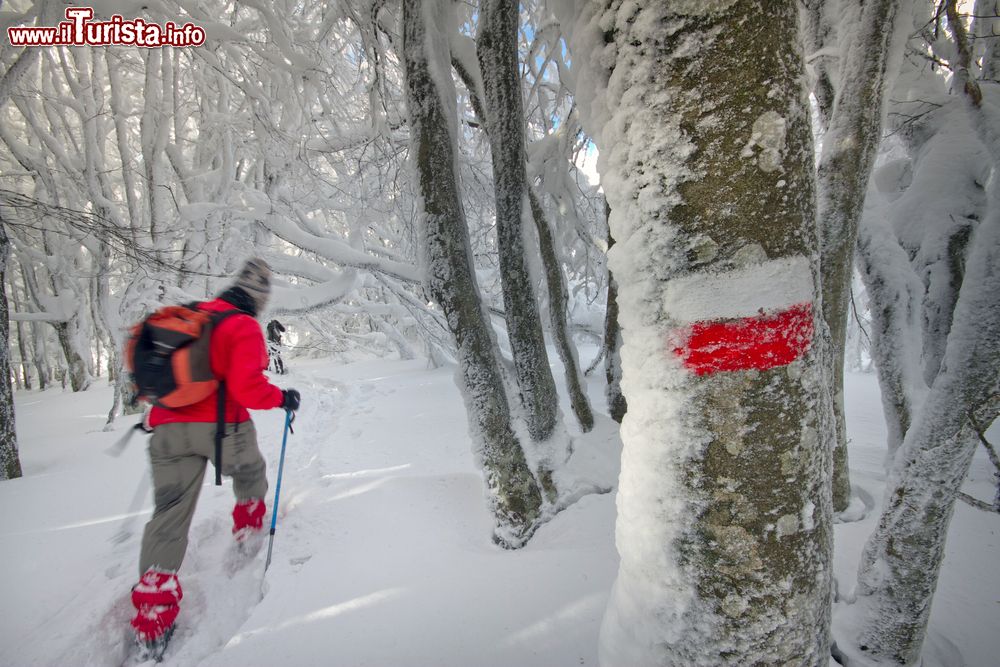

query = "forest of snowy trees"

[1,0,998,664]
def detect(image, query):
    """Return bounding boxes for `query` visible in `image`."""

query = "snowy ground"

[1,356,997,666]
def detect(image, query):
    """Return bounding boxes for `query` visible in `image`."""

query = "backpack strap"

[215,380,226,486]
[204,308,246,486]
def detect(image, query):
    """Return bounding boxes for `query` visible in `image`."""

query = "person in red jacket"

[129,258,301,655]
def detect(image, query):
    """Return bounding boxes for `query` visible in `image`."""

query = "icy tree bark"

[20,267,48,392]
[528,188,594,432]
[0,223,23,480]
[591,2,831,664]
[855,222,1000,664]
[816,0,906,513]
[852,6,1000,662]
[106,51,141,241]
[0,1,53,110]
[140,49,169,248]
[855,221,924,454]
[402,0,543,547]
[452,38,594,435]
[603,205,626,424]
[11,284,33,391]
[801,0,837,130]
[50,316,89,392]
[31,320,47,391]
[15,321,32,390]
[476,0,560,443]
[975,0,1000,81]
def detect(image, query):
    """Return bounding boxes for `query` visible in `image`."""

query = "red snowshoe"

[130,570,182,662]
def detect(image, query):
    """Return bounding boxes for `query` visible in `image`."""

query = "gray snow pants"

[139,421,268,574]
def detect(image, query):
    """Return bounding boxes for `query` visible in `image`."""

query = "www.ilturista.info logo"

[7,7,206,48]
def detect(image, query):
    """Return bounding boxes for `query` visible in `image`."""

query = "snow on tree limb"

[249,205,421,284]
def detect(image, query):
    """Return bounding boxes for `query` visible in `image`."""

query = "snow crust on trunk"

[476,0,560,446]
[813,0,911,513]
[0,224,23,480]
[549,1,833,664]
[853,205,1000,665]
[847,47,1000,659]
[402,0,543,547]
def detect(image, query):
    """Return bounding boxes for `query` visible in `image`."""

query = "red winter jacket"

[148,297,284,427]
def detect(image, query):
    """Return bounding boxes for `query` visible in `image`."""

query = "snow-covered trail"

[1,356,621,666]
[199,358,622,667]
[1,360,997,666]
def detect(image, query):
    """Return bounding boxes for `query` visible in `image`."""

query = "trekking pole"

[265,409,294,572]
[110,465,151,545]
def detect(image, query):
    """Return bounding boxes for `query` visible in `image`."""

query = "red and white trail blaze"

[665,256,815,376]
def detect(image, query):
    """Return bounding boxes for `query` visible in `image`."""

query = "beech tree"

[602,213,626,424]
[845,2,1000,663]
[810,0,911,513]
[476,0,560,446]
[402,0,544,546]
[554,0,832,663]
[0,221,22,480]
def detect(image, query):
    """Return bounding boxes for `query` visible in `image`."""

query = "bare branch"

[946,0,985,106]
[958,492,999,512]
[0,189,221,278]
[968,408,1000,472]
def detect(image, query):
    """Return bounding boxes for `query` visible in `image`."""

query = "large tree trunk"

[816,0,906,513]
[402,0,543,547]
[590,2,831,664]
[476,0,560,444]
[0,223,23,480]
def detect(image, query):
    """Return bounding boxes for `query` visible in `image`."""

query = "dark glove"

[281,389,301,412]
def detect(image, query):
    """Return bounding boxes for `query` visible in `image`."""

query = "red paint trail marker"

[665,256,815,376]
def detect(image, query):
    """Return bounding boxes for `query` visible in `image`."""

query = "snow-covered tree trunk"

[476,0,560,444]
[21,265,48,392]
[591,2,831,664]
[11,282,33,391]
[403,0,543,547]
[15,321,32,390]
[528,188,594,432]
[976,0,1000,81]
[855,220,1000,664]
[603,208,626,424]
[452,28,594,435]
[816,0,907,514]
[31,320,47,391]
[0,222,23,480]
[51,318,89,393]
[0,0,53,109]
[105,51,141,241]
[140,49,169,248]
[801,0,837,129]
[855,219,924,454]
[851,5,1000,662]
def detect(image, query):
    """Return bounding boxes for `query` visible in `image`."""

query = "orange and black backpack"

[126,303,240,485]
[126,303,239,409]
